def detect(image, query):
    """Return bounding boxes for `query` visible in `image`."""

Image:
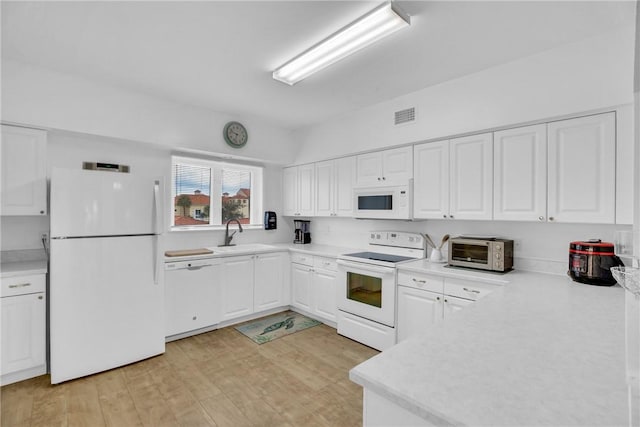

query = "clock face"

[223,121,248,148]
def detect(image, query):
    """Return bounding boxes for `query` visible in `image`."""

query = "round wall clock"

[223,121,248,148]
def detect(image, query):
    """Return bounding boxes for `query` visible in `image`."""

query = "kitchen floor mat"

[234,311,321,344]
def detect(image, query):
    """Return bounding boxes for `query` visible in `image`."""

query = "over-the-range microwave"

[353,182,412,220]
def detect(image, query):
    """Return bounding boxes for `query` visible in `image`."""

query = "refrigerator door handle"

[153,235,161,285]
[153,180,163,234]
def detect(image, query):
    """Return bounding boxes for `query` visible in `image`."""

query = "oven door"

[336,259,396,327]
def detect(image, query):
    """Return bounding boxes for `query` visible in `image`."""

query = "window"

[171,156,263,229]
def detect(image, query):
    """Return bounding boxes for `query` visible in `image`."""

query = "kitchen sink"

[213,243,277,253]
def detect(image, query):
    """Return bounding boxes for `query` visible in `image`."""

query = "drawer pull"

[412,278,426,284]
[8,283,31,289]
[463,287,480,294]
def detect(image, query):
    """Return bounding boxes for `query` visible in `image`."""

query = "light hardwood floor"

[1,322,378,427]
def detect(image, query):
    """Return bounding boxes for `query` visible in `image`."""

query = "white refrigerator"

[50,167,164,384]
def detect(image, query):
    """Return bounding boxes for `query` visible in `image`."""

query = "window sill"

[169,224,265,232]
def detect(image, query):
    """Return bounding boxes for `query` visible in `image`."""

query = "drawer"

[1,274,46,298]
[314,256,337,272]
[444,278,499,301]
[291,252,313,267]
[397,271,443,293]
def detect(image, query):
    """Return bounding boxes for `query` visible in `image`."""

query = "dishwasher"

[164,258,221,338]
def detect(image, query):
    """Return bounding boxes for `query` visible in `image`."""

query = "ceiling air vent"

[394,107,415,126]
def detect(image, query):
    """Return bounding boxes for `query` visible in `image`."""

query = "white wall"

[292,26,635,163]
[0,130,293,251]
[1,60,299,165]
[310,217,631,275]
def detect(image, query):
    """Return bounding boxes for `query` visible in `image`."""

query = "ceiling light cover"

[273,1,410,86]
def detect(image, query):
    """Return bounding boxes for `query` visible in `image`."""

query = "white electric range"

[336,231,426,351]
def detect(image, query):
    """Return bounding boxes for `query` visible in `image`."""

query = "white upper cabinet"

[315,156,356,217]
[414,134,492,220]
[0,125,47,216]
[494,124,547,221]
[547,112,615,224]
[283,164,315,217]
[356,146,412,186]
[413,140,449,219]
[315,160,334,217]
[449,133,493,220]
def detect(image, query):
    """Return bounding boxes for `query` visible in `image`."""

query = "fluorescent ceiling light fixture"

[272,1,410,86]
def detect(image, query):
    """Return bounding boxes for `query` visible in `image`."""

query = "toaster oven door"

[449,239,492,270]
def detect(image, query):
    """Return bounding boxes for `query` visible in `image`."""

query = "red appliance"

[568,239,624,286]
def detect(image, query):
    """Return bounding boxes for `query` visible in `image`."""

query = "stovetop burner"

[343,251,415,264]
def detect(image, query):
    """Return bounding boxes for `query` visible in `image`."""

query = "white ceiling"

[1,1,635,130]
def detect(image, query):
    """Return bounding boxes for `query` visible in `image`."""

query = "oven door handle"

[336,259,394,275]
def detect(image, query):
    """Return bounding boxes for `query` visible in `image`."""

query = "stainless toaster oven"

[448,237,514,272]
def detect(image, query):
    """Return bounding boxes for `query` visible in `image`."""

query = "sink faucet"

[222,219,243,246]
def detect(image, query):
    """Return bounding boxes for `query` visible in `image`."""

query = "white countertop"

[164,242,359,262]
[1,250,48,278]
[349,268,629,426]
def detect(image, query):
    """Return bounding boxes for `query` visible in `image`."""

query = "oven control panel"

[368,231,425,250]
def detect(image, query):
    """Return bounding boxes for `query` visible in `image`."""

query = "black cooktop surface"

[343,251,415,263]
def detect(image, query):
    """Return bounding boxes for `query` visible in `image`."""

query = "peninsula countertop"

[349,268,629,426]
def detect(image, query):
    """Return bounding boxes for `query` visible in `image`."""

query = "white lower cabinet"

[397,271,499,343]
[254,252,288,311]
[1,274,47,385]
[221,252,288,322]
[290,254,338,324]
[397,286,443,343]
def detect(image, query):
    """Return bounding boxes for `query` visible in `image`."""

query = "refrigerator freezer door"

[50,168,162,238]
[50,235,164,384]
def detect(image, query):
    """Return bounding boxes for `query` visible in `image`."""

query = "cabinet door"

[165,263,221,336]
[494,124,547,221]
[397,286,442,343]
[297,164,315,216]
[220,256,255,321]
[443,295,473,318]
[315,160,334,217]
[413,141,450,219]
[313,269,337,323]
[1,293,46,376]
[291,263,313,312]
[381,146,413,183]
[547,112,616,224]
[356,152,383,186]
[254,252,285,312]
[283,167,298,216]
[0,126,47,216]
[450,133,493,220]
[334,156,356,217]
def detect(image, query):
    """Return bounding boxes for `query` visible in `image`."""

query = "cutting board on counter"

[165,248,214,257]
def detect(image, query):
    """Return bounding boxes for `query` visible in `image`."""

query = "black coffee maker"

[294,220,311,244]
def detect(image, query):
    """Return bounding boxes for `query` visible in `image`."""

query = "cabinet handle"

[412,278,426,284]
[8,283,31,289]
[38,295,43,300]
[450,215,454,219]
[40,210,45,215]
[463,287,480,294]
[444,299,448,303]
[382,177,386,180]
[377,177,381,181]
[538,216,545,221]
[549,217,554,221]
[436,296,441,301]
[443,215,447,218]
